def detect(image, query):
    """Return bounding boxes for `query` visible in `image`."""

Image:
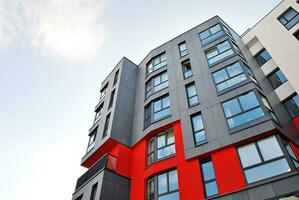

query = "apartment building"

[72,1,299,200]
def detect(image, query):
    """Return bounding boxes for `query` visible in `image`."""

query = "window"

[285,143,299,168]
[284,93,299,118]
[89,183,98,200]
[87,127,97,152]
[222,91,265,128]
[268,68,288,89]
[199,24,225,46]
[181,59,193,79]
[144,95,171,127]
[255,48,271,66]
[100,84,108,99]
[205,40,234,66]
[146,169,179,200]
[146,53,167,76]
[94,103,103,123]
[191,113,206,144]
[102,114,110,138]
[147,129,175,165]
[178,42,188,57]
[185,82,199,107]
[108,90,115,109]
[237,135,290,184]
[200,159,218,197]
[113,70,119,86]
[260,95,279,123]
[75,195,83,200]
[146,71,168,98]
[294,29,299,40]
[278,7,299,29]
[212,62,247,92]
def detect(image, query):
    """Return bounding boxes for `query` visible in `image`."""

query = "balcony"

[75,154,117,191]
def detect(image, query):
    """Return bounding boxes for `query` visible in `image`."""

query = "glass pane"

[168,170,178,191]
[187,84,197,97]
[184,70,193,79]
[189,96,199,106]
[217,41,230,53]
[207,49,218,59]
[158,192,179,200]
[163,96,170,108]
[205,181,218,197]
[208,49,234,65]
[226,74,247,88]
[195,130,206,143]
[201,161,215,181]
[158,173,168,195]
[160,53,167,62]
[213,69,228,84]
[148,138,154,153]
[157,134,166,148]
[179,43,187,52]
[167,131,174,144]
[216,82,228,92]
[154,100,162,111]
[161,73,168,82]
[260,50,271,62]
[285,95,299,117]
[257,136,283,161]
[199,30,210,40]
[210,24,221,34]
[276,69,287,83]
[239,92,259,111]
[147,179,155,200]
[245,158,290,183]
[227,62,243,77]
[192,114,204,132]
[148,153,154,165]
[223,99,241,117]
[227,107,264,128]
[153,76,161,86]
[154,108,171,120]
[157,144,175,159]
[237,143,261,168]
[284,8,297,21]
[153,57,160,65]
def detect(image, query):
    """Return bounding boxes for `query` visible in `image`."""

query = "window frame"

[200,158,218,197]
[185,82,199,107]
[181,59,193,79]
[178,41,188,57]
[191,113,207,145]
[293,29,299,40]
[102,113,111,139]
[146,169,179,200]
[94,103,104,123]
[267,68,288,89]
[144,95,171,128]
[99,83,108,100]
[89,182,98,200]
[108,89,115,109]
[278,7,299,30]
[236,135,291,184]
[87,127,98,153]
[199,23,225,46]
[113,69,119,86]
[255,48,272,66]
[145,71,169,99]
[147,129,175,166]
[283,93,299,118]
[146,53,167,76]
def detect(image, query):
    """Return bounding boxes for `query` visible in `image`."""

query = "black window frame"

[113,69,119,86]
[145,71,169,99]
[146,169,179,200]
[199,23,225,46]
[144,95,171,128]
[89,182,98,200]
[255,48,272,66]
[284,142,299,168]
[87,127,98,153]
[267,68,288,89]
[147,129,175,166]
[146,52,167,76]
[94,103,104,123]
[200,158,218,197]
[181,59,193,79]
[278,7,299,30]
[178,41,188,57]
[191,112,207,145]
[185,82,199,107]
[75,195,83,200]
[283,93,299,118]
[293,29,299,40]
[99,83,108,100]
[102,113,111,139]
[108,89,115,109]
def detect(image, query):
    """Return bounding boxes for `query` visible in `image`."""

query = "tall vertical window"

[199,24,225,46]
[146,53,167,76]
[144,95,171,127]
[108,90,115,109]
[237,135,290,184]
[146,71,168,98]
[87,127,98,152]
[191,113,206,144]
[100,83,108,99]
[212,62,247,92]
[268,68,288,89]
[205,40,234,66]
[222,91,265,128]
[185,82,199,107]
[147,129,175,165]
[285,143,299,168]
[178,42,188,57]
[94,103,103,123]
[181,59,193,79]
[102,114,111,138]
[89,183,98,200]
[255,48,271,66]
[200,159,218,197]
[284,93,299,118]
[113,70,119,86]
[278,7,299,30]
[147,169,179,200]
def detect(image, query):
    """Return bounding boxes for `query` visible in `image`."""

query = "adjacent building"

[72,0,299,199]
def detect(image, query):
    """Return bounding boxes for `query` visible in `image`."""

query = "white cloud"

[0,0,105,61]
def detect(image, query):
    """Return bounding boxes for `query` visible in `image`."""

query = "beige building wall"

[242,0,299,101]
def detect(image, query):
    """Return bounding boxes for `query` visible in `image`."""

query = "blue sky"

[0,0,281,199]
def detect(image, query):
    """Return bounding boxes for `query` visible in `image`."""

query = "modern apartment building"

[72,0,299,200]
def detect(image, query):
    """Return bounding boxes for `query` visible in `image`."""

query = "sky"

[0,0,281,199]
